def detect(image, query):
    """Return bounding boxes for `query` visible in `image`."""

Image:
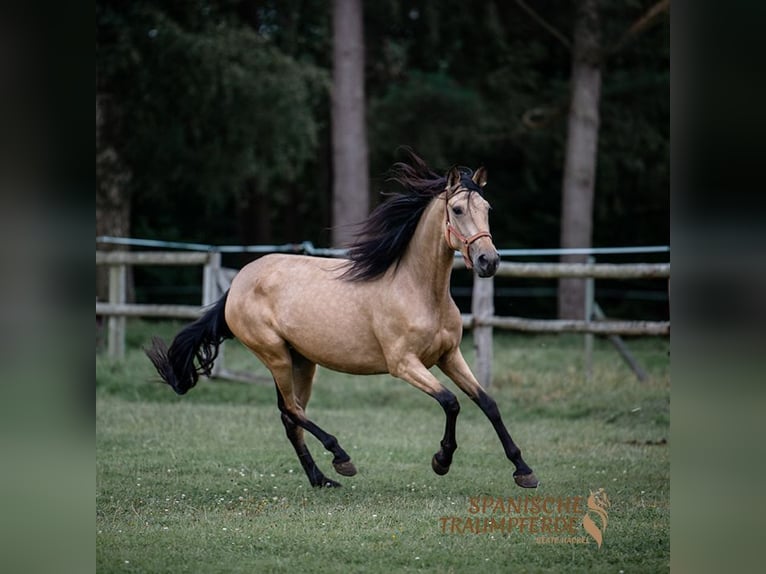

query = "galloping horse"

[147,153,538,489]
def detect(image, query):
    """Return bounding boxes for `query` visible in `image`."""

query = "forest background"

[96,0,669,319]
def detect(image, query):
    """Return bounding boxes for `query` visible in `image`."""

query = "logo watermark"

[581,488,611,548]
[439,488,611,548]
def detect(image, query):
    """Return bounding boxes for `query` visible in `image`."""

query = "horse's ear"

[446,166,461,192]
[472,166,487,188]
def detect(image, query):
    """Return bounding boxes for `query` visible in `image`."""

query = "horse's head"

[444,166,500,278]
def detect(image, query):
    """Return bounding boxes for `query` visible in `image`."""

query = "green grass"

[97,320,670,573]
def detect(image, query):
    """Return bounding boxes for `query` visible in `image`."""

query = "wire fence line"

[97,236,670,258]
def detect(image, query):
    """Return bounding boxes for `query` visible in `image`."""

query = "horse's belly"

[299,343,388,375]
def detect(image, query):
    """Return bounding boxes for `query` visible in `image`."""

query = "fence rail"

[461,314,669,336]
[96,248,669,386]
[95,302,203,319]
[495,261,670,279]
[96,251,211,265]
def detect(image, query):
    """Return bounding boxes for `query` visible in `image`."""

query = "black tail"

[145,291,233,395]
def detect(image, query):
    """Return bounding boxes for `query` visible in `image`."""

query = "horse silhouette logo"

[582,488,611,548]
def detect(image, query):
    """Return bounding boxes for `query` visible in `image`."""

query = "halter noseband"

[444,187,492,270]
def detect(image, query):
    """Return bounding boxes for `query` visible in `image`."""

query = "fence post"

[202,250,224,377]
[584,256,595,380]
[472,275,494,388]
[202,250,221,306]
[107,264,126,359]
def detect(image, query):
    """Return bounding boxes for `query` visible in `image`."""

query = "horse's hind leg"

[276,385,339,488]
[280,408,339,486]
[266,344,356,486]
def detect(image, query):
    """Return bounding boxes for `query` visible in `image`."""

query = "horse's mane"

[342,151,473,282]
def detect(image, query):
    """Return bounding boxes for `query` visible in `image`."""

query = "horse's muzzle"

[474,252,500,278]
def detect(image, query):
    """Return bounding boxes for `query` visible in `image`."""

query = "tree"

[558,0,602,320]
[331,0,369,247]
[96,1,328,246]
[96,94,131,301]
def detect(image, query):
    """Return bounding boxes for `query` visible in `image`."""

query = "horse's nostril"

[478,254,488,264]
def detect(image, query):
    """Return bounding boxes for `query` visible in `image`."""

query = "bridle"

[444,187,492,270]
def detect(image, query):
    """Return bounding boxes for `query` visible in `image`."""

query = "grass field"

[97,320,670,573]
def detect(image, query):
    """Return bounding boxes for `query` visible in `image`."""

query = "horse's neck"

[397,195,454,300]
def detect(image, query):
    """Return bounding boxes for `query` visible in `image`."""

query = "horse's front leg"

[438,349,539,488]
[390,355,461,475]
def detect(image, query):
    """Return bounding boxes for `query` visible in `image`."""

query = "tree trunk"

[558,0,602,320]
[96,94,132,302]
[237,177,272,245]
[331,0,369,247]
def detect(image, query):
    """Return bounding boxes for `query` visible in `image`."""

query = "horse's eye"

[452,206,464,216]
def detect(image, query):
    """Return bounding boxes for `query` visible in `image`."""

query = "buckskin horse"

[146,152,538,489]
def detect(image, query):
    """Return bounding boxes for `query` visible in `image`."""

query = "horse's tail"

[145,291,233,395]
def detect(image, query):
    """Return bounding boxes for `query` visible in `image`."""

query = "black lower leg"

[472,390,535,478]
[431,389,460,475]
[275,385,339,487]
[274,386,355,476]
[280,413,339,488]
[297,418,352,467]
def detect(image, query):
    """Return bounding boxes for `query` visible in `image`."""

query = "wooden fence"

[458,259,670,386]
[97,251,217,371]
[96,250,669,387]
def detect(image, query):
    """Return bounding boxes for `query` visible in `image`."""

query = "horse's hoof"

[431,455,450,476]
[513,472,539,488]
[333,460,357,477]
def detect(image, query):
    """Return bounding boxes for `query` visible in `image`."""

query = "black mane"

[342,152,475,281]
